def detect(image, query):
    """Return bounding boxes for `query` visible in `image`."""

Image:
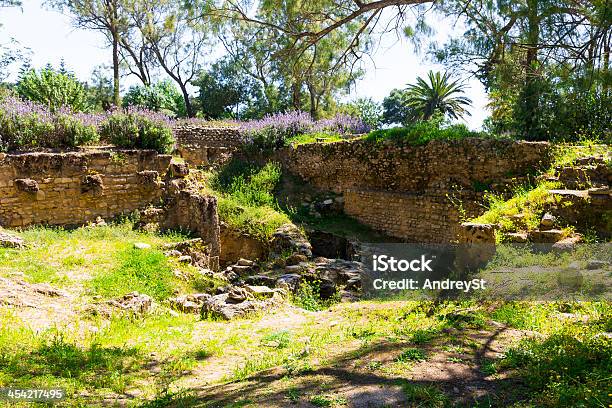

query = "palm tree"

[405,71,473,121]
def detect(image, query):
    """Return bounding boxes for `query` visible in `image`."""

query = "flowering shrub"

[0,96,99,151]
[0,95,174,153]
[240,111,369,150]
[99,108,175,153]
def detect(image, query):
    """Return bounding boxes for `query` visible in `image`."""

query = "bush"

[365,116,483,145]
[122,80,187,118]
[99,109,175,153]
[16,67,90,113]
[241,111,369,150]
[0,96,99,151]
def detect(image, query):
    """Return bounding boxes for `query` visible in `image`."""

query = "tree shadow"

[142,324,528,408]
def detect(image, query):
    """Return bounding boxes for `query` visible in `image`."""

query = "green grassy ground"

[0,224,610,407]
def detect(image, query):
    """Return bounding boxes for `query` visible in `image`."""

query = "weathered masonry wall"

[279,138,551,194]
[344,190,483,243]
[0,150,172,228]
[278,138,552,243]
[174,123,243,166]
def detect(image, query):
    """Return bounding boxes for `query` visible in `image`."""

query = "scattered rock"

[275,274,302,291]
[540,213,556,229]
[244,275,276,287]
[587,187,610,196]
[0,231,24,248]
[244,285,276,299]
[271,224,312,258]
[528,229,565,243]
[201,290,283,320]
[165,249,182,258]
[168,294,209,314]
[285,253,308,266]
[104,292,153,316]
[178,255,192,263]
[586,260,609,270]
[505,232,528,243]
[163,238,213,269]
[237,258,254,267]
[552,235,582,252]
[133,242,151,250]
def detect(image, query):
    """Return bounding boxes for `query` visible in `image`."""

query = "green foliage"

[99,110,175,153]
[285,131,344,147]
[365,116,482,145]
[89,247,175,300]
[16,66,90,113]
[396,348,427,363]
[193,57,267,120]
[338,97,383,130]
[503,331,612,406]
[382,88,414,125]
[206,161,290,240]
[292,280,339,311]
[122,80,187,118]
[403,71,472,121]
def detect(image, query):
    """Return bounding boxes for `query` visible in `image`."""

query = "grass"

[472,181,562,235]
[89,247,175,300]
[189,160,291,241]
[0,223,610,406]
[364,119,486,145]
[285,132,346,147]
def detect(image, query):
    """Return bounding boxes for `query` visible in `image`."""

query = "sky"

[1,0,489,129]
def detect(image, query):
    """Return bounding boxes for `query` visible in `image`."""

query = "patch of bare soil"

[0,276,77,330]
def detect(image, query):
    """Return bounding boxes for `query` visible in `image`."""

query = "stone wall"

[174,123,243,166]
[278,138,552,243]
[0,150,171,228]
[278,138,551,194]
[344,190,483,243]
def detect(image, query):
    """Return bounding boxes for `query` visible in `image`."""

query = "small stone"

[178,255,192,263]
[540,213,556,229]
[285,253,308,266]
[528,229,565,243]
[322,199,333,205]
[237,258,254,267]
[133,242,151,250]
[506,232,528,243]
[586,260,608,270]
[245,285,276,299]
[552,235,582,252]
[0,231,24,248]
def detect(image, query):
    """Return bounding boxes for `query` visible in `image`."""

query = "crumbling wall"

[174,123,243,166]
[0,150,171,228]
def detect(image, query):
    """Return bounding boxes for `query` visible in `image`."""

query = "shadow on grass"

[141,325,526,408]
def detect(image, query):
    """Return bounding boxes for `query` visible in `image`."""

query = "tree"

[404,71,472,121]
[85,66,114,111]
[208,0,434,59]
[339,97,383,130]
[382,89,413,125]
[430,0,611,139]
[48,0,128,106]
[16,66,89,112]
[122,80,186,117]
[192,56,266,119]
[132,0,210,117]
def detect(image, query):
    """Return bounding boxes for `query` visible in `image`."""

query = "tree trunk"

[308,83,317,119]
[179,83,193,117]
[523,0,540,138]
[111,1,120,107]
